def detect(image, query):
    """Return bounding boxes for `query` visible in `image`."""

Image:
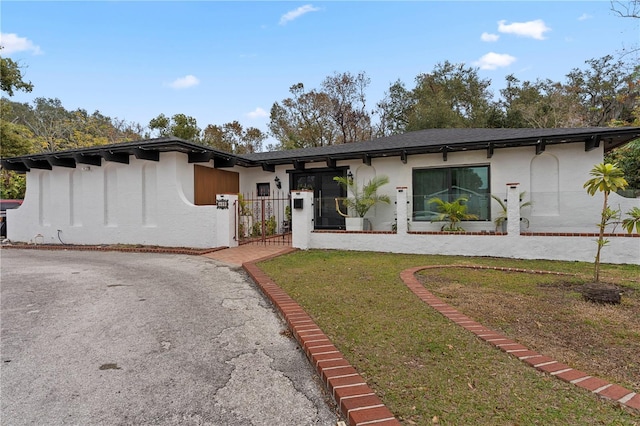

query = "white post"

[396,187,409,234]
[216,193,238,248]
[291,190,314,249]
[506,183,521,236]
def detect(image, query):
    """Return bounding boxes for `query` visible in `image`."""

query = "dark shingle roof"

[2,127,639,172]
[239,127,640,165]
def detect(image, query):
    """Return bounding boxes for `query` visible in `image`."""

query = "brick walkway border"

[243,254,400,426]
[1,243,222,256]
[401,265,640,414]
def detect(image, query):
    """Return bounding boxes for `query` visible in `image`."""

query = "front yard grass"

[258,250,640,425]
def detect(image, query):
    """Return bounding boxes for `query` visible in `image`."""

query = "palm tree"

[583,162,628,282]
[428,196,479,231]
[333,174,390,218]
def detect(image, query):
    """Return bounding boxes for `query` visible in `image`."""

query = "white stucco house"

[2,127,639,263]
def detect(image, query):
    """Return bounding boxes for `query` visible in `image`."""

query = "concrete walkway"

[202,243,296,267]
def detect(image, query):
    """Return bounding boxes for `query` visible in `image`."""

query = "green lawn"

[258,250,639,425]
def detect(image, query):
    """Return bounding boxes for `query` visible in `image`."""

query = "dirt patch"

[416,268,640,393]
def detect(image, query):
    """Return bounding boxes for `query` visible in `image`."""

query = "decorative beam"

[74,153,102,166]
[585,135,601,152]
[188,151,213,163]
[213,155,236,168]
[293,160,306,170]
[535,139,546,155]
[326,157,336,168]
[261,163,275,172]
[133,148,159,162]
[363,154,371,166]
[47,156,76,168]
[0,159,29,172]
[400,150,408,164]
[487,144,494,159]
[23,158,52,170]
[101,150,130,164]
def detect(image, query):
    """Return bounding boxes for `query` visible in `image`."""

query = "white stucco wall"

[7,152,219,248]
[250,142,639,233]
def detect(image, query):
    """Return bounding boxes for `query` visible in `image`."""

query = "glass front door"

[291,169,346,229]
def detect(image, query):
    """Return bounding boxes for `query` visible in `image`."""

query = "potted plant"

[428,196,478,231]
[491,192,532,232]
[333,174,391,231]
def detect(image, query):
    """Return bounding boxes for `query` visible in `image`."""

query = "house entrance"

[291,169,347,230]
[237,191,291,246]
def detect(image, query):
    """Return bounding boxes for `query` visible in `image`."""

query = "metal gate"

[236,191,291,246]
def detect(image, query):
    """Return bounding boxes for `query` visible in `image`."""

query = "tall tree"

[321,71,373,143]
[565,55,638,126]
[610,0,639,18]
[268,83,337,149]
[499,75,584,128]
[0,48,33,97]
[376,61,497,132]
[149,113,201,141]
[374,79,413,136]
[202,121,266,154]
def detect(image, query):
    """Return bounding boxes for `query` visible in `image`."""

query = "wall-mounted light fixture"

[81,166,91,171]
[274,176,282,189]
[347,170,353,183]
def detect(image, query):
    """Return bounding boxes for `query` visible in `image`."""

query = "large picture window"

[413,166,490,221]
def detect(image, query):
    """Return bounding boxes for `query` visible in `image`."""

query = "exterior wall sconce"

[274,176,282,189]
[347,170,353,183]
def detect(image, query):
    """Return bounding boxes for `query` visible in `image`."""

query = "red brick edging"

[243,255,400,426]
[401,265,640,413]
[1,243,222,256]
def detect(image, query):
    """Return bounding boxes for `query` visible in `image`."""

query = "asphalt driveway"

[1,249,338,425]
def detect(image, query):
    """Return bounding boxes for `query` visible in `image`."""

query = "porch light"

[274,176,282,189]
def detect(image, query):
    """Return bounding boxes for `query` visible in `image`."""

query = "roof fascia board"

[24,158,52,170]
[47,156,76,168]
[74,153,102,166]
[585,135,601,152]
[0,159,30,172]
[100,150,130,164]
[213,155,236,168]
[133,148,160,162]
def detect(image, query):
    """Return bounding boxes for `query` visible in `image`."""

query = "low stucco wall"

[307,231,640,265]
[291,188,640,265]
[7,152,219,248]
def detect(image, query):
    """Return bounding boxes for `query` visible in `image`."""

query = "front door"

[291,169,347,229]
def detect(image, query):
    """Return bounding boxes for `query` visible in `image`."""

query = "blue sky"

[2,1,638,141]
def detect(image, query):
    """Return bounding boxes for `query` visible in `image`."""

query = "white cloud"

[474,52,516,70]
[578,13,592,21]
[0,33,42,55]
[481,32,499,42]
[497,19,551,40]
[168,75,200,89]
[279,4,320,25]
[247,107,268,119]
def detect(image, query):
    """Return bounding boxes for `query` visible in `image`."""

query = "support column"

[291,190,314,249]
[506,183,521,236]
[395,187,409,234]
[216,193,238,248]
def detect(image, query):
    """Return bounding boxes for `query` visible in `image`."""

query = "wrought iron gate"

[236,191,291,245]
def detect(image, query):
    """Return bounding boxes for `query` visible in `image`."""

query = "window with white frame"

[412,166,490,221]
